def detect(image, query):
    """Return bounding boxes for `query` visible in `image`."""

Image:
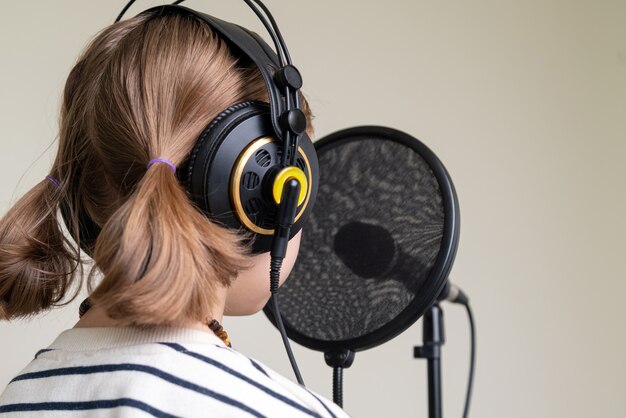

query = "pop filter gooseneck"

[263,126,460,405]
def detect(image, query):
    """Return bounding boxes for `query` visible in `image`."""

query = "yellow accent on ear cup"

[273,166,308,206]
[230,138,312,235]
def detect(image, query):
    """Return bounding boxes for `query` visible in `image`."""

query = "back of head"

[0,10,312,326]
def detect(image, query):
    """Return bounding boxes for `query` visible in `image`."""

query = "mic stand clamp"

[414,303,445,418]
[324,348,355,408]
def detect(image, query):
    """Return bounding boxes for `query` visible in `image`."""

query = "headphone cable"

[268,178,305,385]
[115,0,137,22]
[244,0,291,64]
[269,292,304,385]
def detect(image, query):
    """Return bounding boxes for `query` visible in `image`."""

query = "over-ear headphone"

[60,2,319,256]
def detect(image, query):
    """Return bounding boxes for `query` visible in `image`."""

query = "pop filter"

[264,126,460,353]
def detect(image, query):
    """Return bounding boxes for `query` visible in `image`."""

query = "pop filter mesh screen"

[276,132,445,344]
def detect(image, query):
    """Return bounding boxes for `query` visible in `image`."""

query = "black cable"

[241,0,288,66]
[115,0,137,22]
[461,302,475,418]
[247,0,291,64]
[332,366,343,407]
[270,292,305,385]
[268,179,304,386]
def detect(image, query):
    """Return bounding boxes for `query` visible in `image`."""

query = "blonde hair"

[0,10,312,326]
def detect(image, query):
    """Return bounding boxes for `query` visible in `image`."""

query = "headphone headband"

[137,5,303,148]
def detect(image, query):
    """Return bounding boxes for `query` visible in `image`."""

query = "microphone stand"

[324,348,355,408]
[414,303,445,418]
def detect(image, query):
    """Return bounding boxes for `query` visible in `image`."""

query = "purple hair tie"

[147,157,176,174]
[46,175,60,187]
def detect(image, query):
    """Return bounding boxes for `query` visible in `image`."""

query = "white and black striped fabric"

[0,327,349,417]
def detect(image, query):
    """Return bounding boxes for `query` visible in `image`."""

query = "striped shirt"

[0,327,349,418]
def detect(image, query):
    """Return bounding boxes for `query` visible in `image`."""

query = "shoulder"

[2,341,350,418]
[169,342,351,418]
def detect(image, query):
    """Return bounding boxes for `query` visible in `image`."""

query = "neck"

[73,286,228,334]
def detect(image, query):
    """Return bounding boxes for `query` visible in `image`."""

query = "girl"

[0,8,347,418]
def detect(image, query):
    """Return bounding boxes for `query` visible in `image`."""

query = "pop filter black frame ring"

[265,126,461,352]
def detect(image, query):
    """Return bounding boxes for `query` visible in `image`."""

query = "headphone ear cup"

[186,101,319,254]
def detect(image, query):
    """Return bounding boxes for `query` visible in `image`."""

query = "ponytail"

[89,161,256,327]
[0,177,82,319]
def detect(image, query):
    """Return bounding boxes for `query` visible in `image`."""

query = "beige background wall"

[1,1,625,417]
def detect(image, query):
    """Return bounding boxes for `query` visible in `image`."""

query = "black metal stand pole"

[324,348,355,408]
[414,303,445,418]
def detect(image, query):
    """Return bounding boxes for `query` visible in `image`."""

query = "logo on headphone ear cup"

[186,101,319,254]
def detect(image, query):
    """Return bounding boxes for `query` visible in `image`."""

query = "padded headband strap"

[138,4,294,141]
